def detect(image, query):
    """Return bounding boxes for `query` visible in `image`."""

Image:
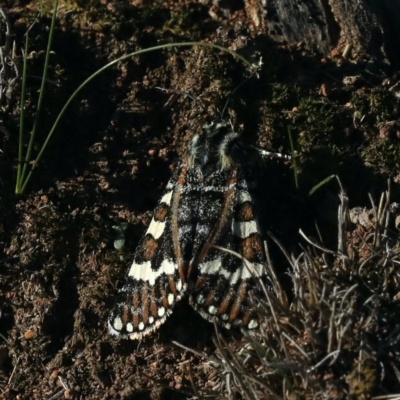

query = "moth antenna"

[155,87,206,112]
[220,78,252,120]
[251,145,292,161]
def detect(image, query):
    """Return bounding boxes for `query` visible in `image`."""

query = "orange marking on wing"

[141,284,149,325]
[235,201,254,221]
[133,311,139,330]
[132,290,139,310]
[122,307,130,324]
[229,281,247,321]
[205,289,217,306]
[154,203,169,222]
[158,282,170,309]
[162,296,169,309]
[241,234,264,262]
[218,287,234,315]
[150,287,158,318]
[242,309,253,326]
[138,235,159,261]
[194,276,206,290]
[168,275,178,295]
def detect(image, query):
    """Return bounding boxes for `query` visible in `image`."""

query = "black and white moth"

[108,119,276,340]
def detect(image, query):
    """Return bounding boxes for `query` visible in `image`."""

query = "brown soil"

[1,1,400,399]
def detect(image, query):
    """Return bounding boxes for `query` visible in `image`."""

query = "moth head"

[187,119,241,172]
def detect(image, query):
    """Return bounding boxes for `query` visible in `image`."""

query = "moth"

[108,118,281,340]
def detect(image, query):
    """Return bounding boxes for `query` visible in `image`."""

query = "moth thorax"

[186,120,239,170]
[187,134,201,168]
[218,132,240,170]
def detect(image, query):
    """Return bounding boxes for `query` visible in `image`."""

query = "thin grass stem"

[15,34,29,193]
[309,174,335,196]
[288,128,298,188]
[19,0,59,191]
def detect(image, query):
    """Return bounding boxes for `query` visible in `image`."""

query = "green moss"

[261,83,354,182]
[268,84,352,155]
[270,83,303,109]
[351,86,400,175]
[362,139,400,175]
[161,8,192,36]
[346,358,379,399]
[351,86,398,130]
[294,97,350,152]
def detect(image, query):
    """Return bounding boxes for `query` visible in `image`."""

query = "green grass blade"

[19,0,58,190]
[39,0,44,17]
[288,128,298,189]
[15,34,29,194]
[309,175,335,196]
[0,333,10,346]
[20,41,257,193]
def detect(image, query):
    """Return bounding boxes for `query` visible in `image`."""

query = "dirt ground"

[1,1,400,399]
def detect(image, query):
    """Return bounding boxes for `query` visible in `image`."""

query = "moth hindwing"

[108,120,268,340]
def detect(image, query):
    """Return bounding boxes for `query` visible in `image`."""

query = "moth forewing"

[108,118,278,339]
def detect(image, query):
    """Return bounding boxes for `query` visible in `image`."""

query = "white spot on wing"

[196,294,205,304]
[158,307,165,317]
[199,258,265,284]
[199,258,221,274]
[168,293,174,305]
[237,190,252,204]
[128,259,177,285]
[149,316,154,324]
[126,323,133,332]
[209,306,218,315]
[138,322,145,331]
[130,332,139,340]
[160,259,177,274]
[176,279,182,292]
[160,190,173,205]
[146,218,166,240]
[113,317,122,331]
[232,220,259,239]
[203,184,235,192]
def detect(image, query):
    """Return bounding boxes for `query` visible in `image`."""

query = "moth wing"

[189,168,267,330]
[108,162,200,340]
